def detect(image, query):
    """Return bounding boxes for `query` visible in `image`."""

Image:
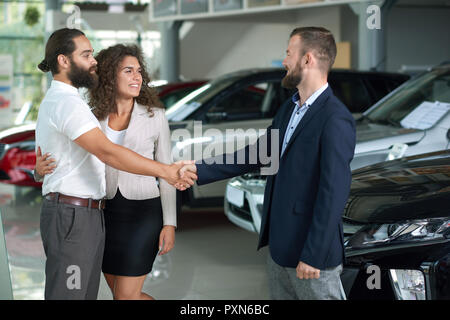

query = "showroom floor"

[0,184,269,300]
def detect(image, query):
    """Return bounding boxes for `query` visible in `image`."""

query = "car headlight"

[389,269,426,300]
[345,218,450,250]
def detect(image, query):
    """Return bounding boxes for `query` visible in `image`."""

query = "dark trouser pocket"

[40,200,57,255]
[59,206,79,242]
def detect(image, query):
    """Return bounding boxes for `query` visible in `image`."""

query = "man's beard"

[281,64,302,89]
[67,58,98,89]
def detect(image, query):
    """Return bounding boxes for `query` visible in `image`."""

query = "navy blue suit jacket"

[196,86,356,269]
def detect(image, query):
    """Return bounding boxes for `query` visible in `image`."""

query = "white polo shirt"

[35,80,106,199]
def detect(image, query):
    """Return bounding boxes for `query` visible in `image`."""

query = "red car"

[0,80,206,187]
[0,95,11,109]
[0,124,37,187]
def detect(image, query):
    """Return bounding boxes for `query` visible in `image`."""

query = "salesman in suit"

[185,27,356,299]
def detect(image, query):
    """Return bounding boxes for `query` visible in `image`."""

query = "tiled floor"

[0,184,269,300]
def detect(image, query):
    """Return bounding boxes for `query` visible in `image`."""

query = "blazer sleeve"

[155,109,177,227]
[196,124,275,185]
[298,113,356,269]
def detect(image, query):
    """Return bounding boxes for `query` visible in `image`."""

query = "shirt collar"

[292,82,329,108]
[50,80,79,95]
[291,91,301,106]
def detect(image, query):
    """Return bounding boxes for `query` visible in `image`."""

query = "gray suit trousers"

[267,252,346,300]
[40,198,105,300]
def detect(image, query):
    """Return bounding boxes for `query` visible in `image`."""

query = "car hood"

[354,122,424,154]
[344,150,450,224]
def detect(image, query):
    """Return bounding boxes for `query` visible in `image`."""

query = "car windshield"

[365,67,450,128]
[165,74,243,121]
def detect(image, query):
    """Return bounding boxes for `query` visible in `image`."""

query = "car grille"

[229,198,253,223]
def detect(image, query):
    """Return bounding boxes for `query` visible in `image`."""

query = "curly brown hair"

[88,44,163,120]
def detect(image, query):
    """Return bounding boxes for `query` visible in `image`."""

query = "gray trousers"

[40,198,105,300]
[267,253,346,300]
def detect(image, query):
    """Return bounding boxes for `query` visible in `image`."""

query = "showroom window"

[0,1,161,128]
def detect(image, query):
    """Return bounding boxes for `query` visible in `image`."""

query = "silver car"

[224,62,450,233]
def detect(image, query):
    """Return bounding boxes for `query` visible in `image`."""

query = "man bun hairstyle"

[290,26,337,74]
[38,59,50,73]
[38,28,85,74]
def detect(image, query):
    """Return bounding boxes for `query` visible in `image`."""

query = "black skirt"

[102,189,163,277]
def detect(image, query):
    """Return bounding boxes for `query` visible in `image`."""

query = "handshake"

[166,160,198,191]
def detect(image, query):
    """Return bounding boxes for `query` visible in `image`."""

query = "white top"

[105,124,126,145]
[100,103,177,227]
[35,80,106,199]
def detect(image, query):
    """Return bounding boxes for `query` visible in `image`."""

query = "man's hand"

[179,163,197,178]
[35,146,57,176]
[159,225,175,255]
[296,261,320,279]
[167,160,197,191]
[175,163,197,190]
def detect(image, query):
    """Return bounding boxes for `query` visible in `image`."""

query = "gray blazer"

[99,102,176,227]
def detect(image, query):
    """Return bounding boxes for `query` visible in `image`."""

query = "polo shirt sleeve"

[51,97,100,141]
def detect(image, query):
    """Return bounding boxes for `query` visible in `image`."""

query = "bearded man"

[188,27,356,299]
[36,28,196,300]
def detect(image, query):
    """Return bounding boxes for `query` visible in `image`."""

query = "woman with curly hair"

[37,44,177,300]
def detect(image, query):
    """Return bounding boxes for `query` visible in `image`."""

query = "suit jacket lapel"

[281,87,332,158]
[262,99,294,222]
[278,100,296,155]
[122,101,147,148]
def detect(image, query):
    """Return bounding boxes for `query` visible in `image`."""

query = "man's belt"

[45,192,105,210]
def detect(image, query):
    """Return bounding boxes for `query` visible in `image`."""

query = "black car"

[167,68,410,208]
[342,150,450,300]
[167,68,410,123]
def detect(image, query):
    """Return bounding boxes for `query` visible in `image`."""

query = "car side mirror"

[206,112,227,123]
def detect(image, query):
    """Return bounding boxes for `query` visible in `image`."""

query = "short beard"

[281,70,302,89]
[67,57,98,89]
[281,63,302,89]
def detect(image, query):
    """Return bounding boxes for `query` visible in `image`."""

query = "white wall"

[337,4,450,73]
[179,4,450,78]
[180,6,342,79]
[340,5,358,70]
[386,6,450,72]
[52,10,155,31]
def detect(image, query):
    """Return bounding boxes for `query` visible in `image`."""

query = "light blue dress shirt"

[281,83,329,156]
